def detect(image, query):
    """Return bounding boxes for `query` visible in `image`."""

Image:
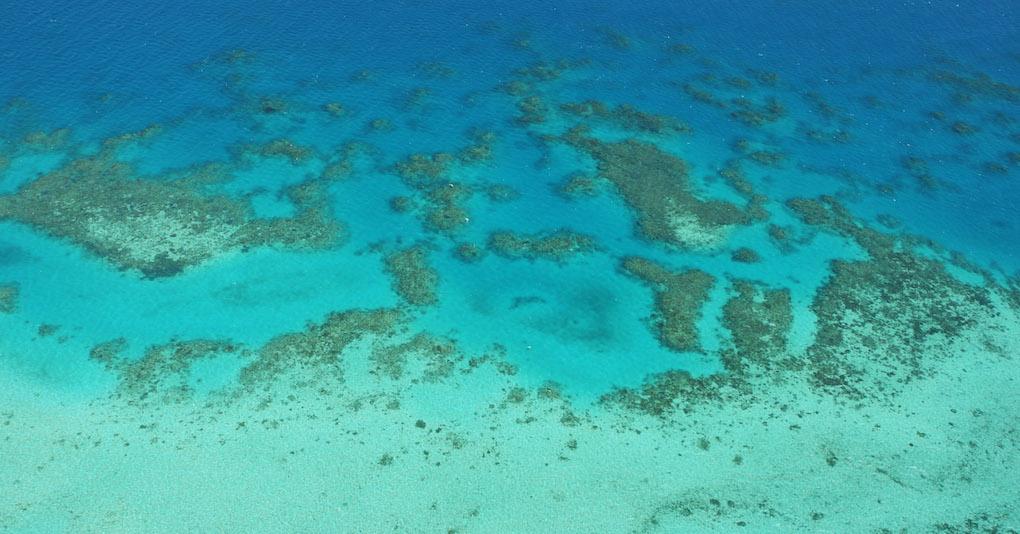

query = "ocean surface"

[1,1,1019,532]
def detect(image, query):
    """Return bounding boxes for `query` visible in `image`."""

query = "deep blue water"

[3,1,1019,267]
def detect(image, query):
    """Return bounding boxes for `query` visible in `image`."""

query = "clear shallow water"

[1,1,1019,532]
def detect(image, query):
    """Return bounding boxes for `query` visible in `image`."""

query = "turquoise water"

[1,1,1019,532]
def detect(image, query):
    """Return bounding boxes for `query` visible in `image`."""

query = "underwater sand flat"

[2,311,1016,532]
[1,1,1019,532]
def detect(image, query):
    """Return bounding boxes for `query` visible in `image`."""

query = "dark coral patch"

[384,245,439,306]
[620,256,715,353]
[488,229,597,263]
[564,127,751,249]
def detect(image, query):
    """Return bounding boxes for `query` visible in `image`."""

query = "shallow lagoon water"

[1,1,1019,532]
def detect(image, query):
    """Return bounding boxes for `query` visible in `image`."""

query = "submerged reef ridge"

[0,150,343,278]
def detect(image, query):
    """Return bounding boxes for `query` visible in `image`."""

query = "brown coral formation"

[371,333,462,382]
[484,184,519,203]
[90,338,239,402]
[560,100,692,135]
[0,150,343,278]
[720,280,793,374]
[516,95,548,125]
[488,230,597,262]
[929,70,1020,103]
[601,370,728,417]
[322,102,346,117]
[787,196,999,400]
[730,248,761,263]
[390,133,495,235]
[620,256,716,352]
[239,308,404,387]
[89,307,412,399]
[564,127,751,249]
[557,174,602,199]
[717,161,769,222]
[452,242,484,263]
[394,153,454,187]
[384,245,439,306]
[457,131,496,164]
[240,138,314,165]
[23,128,72,151]
[606,197,1011,416]
[513,61,563,81]
[0,283,18,313]
[729,97,785,128]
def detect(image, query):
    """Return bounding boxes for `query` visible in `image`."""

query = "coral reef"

[321,142,369,182]
[0,282,18,313]
[384,245,439,306]
[452,242,484,263]
[422,183,473,233]
[802,92,845,120]
[666,43,696,56]
[256,96,288,115]
[516,95,549,125]
[729,97,785,128]
[500,80,531,96]
[717,161,769,221]
[389,196,414,213]
[620,256,715,352]
[720,280,794,374]
[767,224,792,249]
[725,77,752,89]
[101,124,164,150]
[929,69,1020,103]
[752,70,780,86]
[90,338,239,402]
[418,61,456,79]
[487,229,597,262]
[37,324,60,337]
[239,308,404,387]
[560,100,692,135]
[980,161,1008,175]
[238,138,314,165]
[457,131,496,164]
[746,150,786,168]
[730,248,761,263]
[788,196,999,400]
[403,87,432,109]
[804,127,852,144]
[680,83,727,108]
[367,118,394,132]
[949,121,978,135]
[371,333,462,382]
[484,184,520,203]
[514,61,563,81]
[557,173,602,199]
[806,251,993,399]
[91,307,406,398]
[322,102,346,117]
[564,127,751,249]
[607,196,1012,414]
[23,128,72,151]
[0,149,343,278]
[389,133,495,236]
[597,27,631,50]
[394,153,454,187]
[601,370,729,416]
